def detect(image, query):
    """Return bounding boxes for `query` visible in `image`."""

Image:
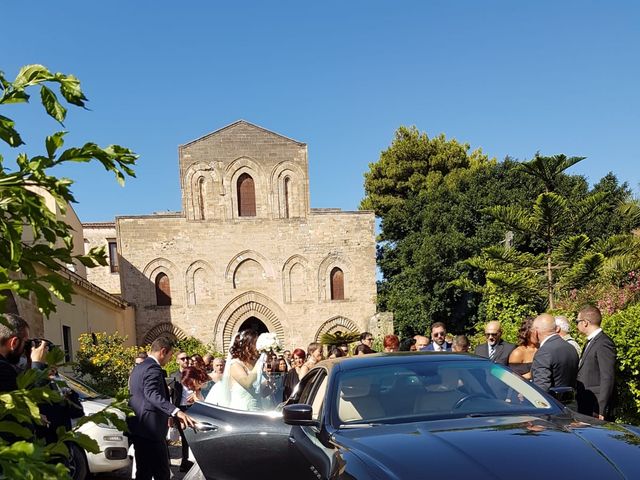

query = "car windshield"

[58,374,109,400]
[336,359,557,425]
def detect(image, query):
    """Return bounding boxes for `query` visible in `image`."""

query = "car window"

[335,360,557,425]
[296,369,320,404]
[310,374,328,420]
[58,374,107,400]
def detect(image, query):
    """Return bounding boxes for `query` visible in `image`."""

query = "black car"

[185,353,640,479]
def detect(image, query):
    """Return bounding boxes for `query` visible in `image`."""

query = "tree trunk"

[547,245,554,310]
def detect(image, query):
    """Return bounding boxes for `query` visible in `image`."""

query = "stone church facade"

[84,121,378,351]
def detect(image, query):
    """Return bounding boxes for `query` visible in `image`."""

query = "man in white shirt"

[576,305,616,421]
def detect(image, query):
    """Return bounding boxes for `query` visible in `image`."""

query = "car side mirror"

[283,404,317,426]
[548,386,574,405]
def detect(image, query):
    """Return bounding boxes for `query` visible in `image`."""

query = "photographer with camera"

[0,313,48,392]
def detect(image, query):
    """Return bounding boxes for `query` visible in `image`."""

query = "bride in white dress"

[205,329,262,411]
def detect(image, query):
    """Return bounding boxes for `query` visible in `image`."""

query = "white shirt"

[539,333,559,349]
[586,328,602,342]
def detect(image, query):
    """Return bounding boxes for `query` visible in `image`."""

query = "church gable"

[180,120,306,150]
[179,120,310,221]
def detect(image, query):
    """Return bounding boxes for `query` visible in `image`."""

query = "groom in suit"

[530,313,579,392]
[474,321,515,366]
[576,305,616,421]
[128,336,195,480]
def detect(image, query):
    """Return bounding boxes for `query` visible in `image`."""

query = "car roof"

[317,351,488,372]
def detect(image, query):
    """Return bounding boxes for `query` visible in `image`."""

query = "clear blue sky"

[3,1,639,222]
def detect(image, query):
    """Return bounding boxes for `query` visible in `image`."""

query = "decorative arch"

[225,250,275,284]
[282,255,310,303]
[142,322,188,346]
[317,253,353,301]
[214,291,286,352]
[269,161,308,218]
[225,157,267,219]
[142,257,182,305]
[183,162,217,220]
[185,260,214,305]
[314,316,360,342]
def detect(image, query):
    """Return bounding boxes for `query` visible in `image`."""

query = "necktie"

[488,345,495,360]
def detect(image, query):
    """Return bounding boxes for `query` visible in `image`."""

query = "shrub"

[74,332,144,397]
[165,336,221,377]
[602,304,640,425]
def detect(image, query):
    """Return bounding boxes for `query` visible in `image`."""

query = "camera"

[26,338,55,350]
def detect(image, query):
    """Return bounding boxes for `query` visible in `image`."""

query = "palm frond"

[619,200,640,229]
[554,234,591,263]
[320,331,360,346]
[520,154,585,191]
[558,252,604,290]
[532,192,568,233]
[571,191,610,228]
[482,205,533,233]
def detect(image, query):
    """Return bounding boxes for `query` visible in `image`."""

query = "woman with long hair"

[205,329,263,411]
[508,317,538,379]
[283,348,306,402]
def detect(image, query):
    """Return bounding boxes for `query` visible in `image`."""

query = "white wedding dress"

[228,359,260,411]
[205,358,260,411]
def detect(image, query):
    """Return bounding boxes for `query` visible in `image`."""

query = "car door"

[289,368,337,479]
[185,400,311,480]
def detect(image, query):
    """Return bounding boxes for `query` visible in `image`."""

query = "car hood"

[334,414,640,480]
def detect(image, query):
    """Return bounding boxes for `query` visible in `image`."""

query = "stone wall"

[83,223,122,295]
[86,120,379,351]
[117,210,376,350]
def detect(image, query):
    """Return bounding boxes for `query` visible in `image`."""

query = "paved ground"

[98,444,189,480]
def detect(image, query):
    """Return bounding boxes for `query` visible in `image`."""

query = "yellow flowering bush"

[74,332,146,397]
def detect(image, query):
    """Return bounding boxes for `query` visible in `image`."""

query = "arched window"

[330,267,344,300]
[237,173,256,217]
[197,177,206,220]
[283,176,291,219]
[155,273,172,306]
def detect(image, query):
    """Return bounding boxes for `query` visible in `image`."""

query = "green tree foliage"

[0,65,136,316]
[602,304,640,425]
[0,65,136,478]
[363,127,634,337]
[460,155,635,311]
[74,332,144,397]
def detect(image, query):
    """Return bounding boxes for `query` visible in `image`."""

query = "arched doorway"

[237,316,269,335]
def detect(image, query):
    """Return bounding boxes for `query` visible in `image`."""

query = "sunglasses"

[177,357,188,361]
[485,333,499,337]
[433,332,446,337]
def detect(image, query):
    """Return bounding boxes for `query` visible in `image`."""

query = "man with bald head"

[530,313,579,392]
[413,335,429,351]
[474,321,515,365]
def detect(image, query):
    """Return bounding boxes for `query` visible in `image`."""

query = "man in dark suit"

[128,336,195,480]
[474,321,515,366]
[576,305,616,421]
[530,313,579,392]
[421,322,452,351]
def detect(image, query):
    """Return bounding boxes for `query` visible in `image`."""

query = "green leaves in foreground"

[0,64,137,316]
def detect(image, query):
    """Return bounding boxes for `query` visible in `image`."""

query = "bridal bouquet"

[256,332,281,354]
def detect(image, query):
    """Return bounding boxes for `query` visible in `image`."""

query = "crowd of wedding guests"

[149,303,615,471]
